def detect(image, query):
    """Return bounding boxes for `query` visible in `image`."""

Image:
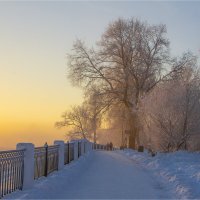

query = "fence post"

[85,140,88,152]
[44,143,48,177]
[54,140,64,170]
[68,141,70,162]
[16,143,34,190]
[89,141,93,152]
[92,143,94,150]
[91,142,93,151]
[84,140,86,154]
[73,141,78,160]
[81,140,84,155]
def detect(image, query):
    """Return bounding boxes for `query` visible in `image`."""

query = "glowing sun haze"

[0,1,200,150]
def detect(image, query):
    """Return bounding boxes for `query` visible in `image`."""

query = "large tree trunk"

[128,112,140,149]
[129,129,136,149]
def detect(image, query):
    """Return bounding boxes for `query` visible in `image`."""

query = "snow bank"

[122,149,200,199]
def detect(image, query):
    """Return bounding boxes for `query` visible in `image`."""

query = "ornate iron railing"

[47,145,59,174]
[34,144,59,179]
[0,149,24,198]
[34,147,46,179]
[94,143,111,150]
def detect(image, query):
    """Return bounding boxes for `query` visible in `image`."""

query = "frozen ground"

[122,149,200,199]
[5,150,173,199]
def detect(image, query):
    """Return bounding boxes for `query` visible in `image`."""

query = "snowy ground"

[122,149,200,199]
[5,150,174,199]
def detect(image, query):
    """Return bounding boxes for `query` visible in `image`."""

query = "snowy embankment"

[122,149,200,199]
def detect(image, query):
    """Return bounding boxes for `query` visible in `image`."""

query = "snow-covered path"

[6,151,172,199]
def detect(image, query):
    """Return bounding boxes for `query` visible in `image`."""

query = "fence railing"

[34,145,59,179]
[94,143,115,151]
[34,147,46,179]
[46,145,59,175]
[0,139,116,198]
[0,149,25,198]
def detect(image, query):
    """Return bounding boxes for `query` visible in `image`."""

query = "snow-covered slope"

[122,149,200,199]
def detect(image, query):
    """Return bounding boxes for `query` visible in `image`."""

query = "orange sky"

[0,67,83,150]
[0,43,83,150]
[0,87,83,150]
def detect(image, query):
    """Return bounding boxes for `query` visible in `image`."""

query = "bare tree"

[55,105,91,140]
[55,86,107,142]
[84,86,109,143]
[67,18,194,148]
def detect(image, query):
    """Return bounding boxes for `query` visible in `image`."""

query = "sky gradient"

[0,1,200,150]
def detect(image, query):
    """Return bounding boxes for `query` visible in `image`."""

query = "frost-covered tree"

[140,62,200,152]
[67,18,192,148]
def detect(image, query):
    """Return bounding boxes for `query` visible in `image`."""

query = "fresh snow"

[5,150,174,199]
[122,149,200,199]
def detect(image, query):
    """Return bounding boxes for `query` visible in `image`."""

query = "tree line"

[56,18,200,152]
